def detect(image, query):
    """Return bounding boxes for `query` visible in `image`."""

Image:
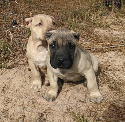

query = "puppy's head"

[46,29,80,69]
[25,14,55,40]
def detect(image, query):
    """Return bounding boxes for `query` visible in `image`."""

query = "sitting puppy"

[25,14,55,89]
[44,29,103,103]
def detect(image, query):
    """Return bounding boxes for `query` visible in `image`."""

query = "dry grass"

[0,0,125,68]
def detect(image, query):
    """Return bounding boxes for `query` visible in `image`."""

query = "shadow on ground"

[102,101,125,122]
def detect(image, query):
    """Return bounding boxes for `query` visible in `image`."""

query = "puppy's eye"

[53,22,56,25]
[37,22,42,26]
[49,41,57,49]
[50,43,55,48]
[68,42,75,49]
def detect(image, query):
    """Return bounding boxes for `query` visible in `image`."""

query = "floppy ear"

[46,30,56,40]
[25,17,32,28]
[71,30,80,41]
[46,32,53,40]
[51,16,56,25]
[73,33,80,41]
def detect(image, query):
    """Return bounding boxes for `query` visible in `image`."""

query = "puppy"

[44,29,103,103]
[25,14,55,89]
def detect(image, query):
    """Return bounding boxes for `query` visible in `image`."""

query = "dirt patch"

[0,51,124,122]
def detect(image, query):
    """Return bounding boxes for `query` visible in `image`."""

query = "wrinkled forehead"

[50,32,76,46]
[52,32,75,40]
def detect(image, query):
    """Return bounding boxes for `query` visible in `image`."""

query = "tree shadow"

[102,101,125,122]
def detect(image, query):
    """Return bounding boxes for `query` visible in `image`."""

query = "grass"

[0,40,14,68]
[71,111,89,122]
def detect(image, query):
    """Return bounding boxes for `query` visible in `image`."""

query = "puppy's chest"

[33,51,47,67]
[27,45,48,67]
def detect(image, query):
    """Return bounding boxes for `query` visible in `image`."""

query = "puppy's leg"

[28,60,41,89]
[84,67,103,103]
[44,73,50,86]
[90,54,98,73]
[41,68,50,86]
[43,69,58,102]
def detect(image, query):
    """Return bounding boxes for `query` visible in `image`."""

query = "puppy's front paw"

[43,93,56,102]
[43,91,57,102]
[31,80,41,89]
[90,92,103,103]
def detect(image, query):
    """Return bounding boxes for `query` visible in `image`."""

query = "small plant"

[71,111,88,122]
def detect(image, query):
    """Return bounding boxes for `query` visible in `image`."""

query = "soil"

[0,51,125,122]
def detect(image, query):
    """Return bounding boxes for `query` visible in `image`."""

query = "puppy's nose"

[57,58,65,64]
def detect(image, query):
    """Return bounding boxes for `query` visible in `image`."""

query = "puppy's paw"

[89,92,103,103]
[44,80,50,86]
[31,80,41,89]
[43,93,56,102]
[43,89,57,102]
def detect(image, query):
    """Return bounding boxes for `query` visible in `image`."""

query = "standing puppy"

[44,29,103,103]
[25,14,55,89]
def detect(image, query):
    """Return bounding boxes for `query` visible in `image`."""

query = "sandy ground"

[0,51,125,122]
